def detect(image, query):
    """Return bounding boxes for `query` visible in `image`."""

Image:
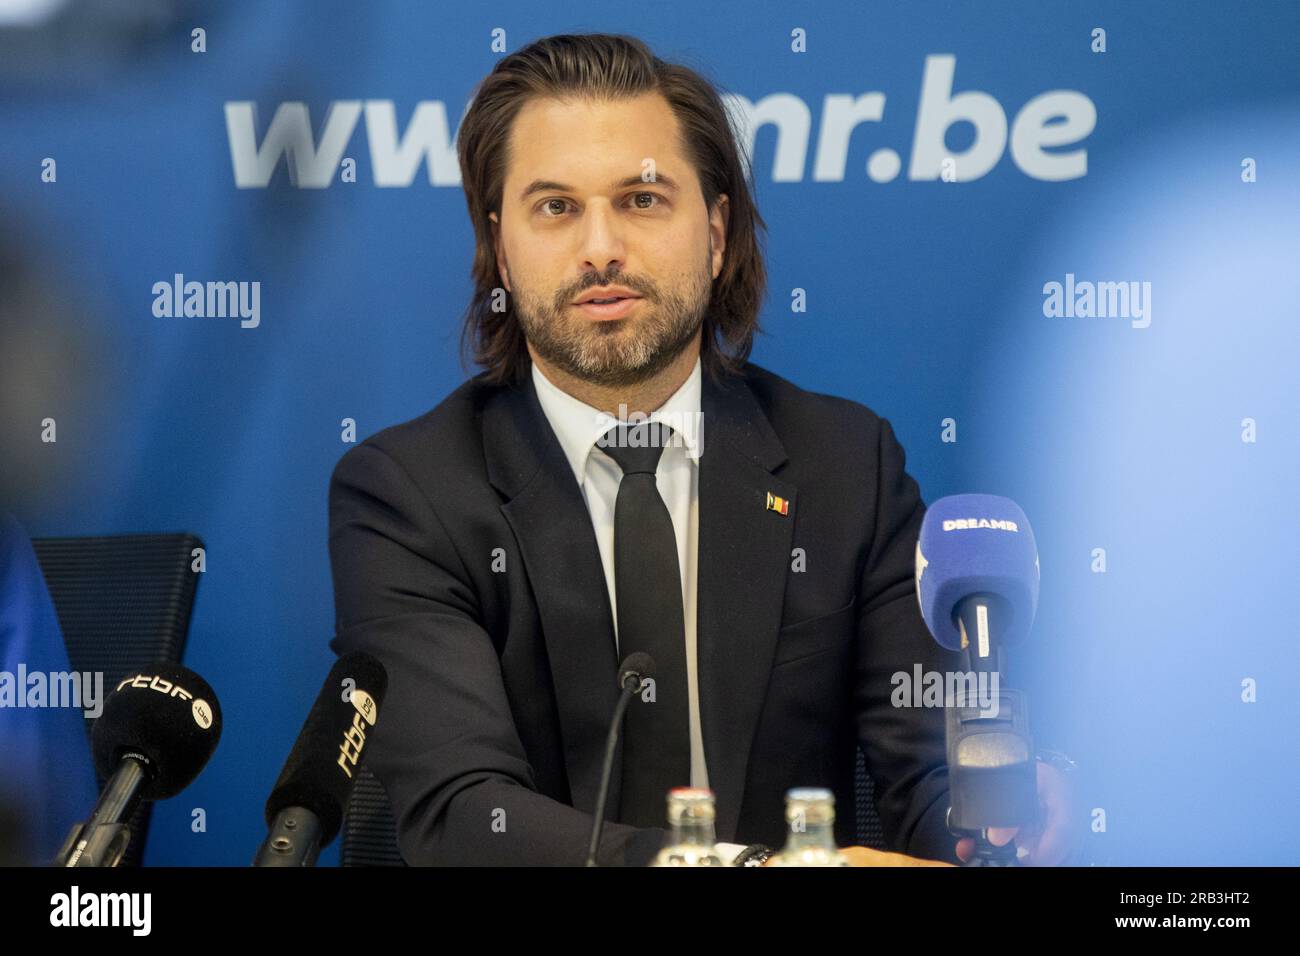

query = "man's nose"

[575,201,628,273]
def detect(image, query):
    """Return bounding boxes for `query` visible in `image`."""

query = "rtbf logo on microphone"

[116,673,213,729]
[337,682,378,779]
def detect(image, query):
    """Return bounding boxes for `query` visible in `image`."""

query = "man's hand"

[819,847,954,867]
[954,758,1078,865]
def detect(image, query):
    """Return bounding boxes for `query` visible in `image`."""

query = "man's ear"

[488,211,510,290]
[709,194,729,280]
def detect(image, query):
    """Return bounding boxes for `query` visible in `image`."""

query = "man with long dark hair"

[328,33,1075,866]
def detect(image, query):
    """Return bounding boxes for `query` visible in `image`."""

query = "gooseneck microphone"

[915,494,1040,865]
[253,652,388,866]
[57,663,223,867]
[586,652,656,867]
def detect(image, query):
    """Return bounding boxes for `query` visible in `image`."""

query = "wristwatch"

[733,843,776,867]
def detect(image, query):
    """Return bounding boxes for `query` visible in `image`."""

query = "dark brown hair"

[456,33,767,387]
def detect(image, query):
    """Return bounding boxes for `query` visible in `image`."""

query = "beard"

[512,254,712,389]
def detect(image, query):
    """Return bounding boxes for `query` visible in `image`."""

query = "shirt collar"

[531,355,703,484]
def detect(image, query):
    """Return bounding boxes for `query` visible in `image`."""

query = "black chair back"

[32,532,204,866]
[341,766,405,866]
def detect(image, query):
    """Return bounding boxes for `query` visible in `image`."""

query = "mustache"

[563,280,654,304]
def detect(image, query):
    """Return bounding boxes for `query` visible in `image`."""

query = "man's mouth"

[573,296,642,320]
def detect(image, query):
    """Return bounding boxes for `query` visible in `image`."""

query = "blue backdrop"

[1,0,1296,865]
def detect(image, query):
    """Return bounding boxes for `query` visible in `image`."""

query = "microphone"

[915,492,1040,671]
[253,652,388,866]
[57,664,223,867]
[586,652,655,867]
[914,494,1040,863]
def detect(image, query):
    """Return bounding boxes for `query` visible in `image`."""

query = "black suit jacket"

[328,359,963,865]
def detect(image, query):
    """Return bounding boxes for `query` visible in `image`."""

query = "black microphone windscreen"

[619,652,656,688]
[91,663,223,800]
[263,652,388,846]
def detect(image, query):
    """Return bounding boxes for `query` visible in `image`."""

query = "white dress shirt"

[531,358,748,863]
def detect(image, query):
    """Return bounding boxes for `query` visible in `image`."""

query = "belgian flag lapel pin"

[765,491,790,516]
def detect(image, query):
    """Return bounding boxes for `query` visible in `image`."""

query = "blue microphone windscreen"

[915,494,1040,650]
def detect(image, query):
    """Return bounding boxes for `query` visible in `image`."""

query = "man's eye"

[538,194,663,217]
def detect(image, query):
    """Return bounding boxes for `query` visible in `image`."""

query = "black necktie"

[597,421,691,828]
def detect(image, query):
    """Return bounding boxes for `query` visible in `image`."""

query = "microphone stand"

[55,753,150,867]
[585,671,643,867]
[253,808,324,866]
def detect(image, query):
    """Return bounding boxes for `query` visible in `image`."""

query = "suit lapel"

[483,372,622,817]
[695,369,795,842]
[481,363,795,843]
